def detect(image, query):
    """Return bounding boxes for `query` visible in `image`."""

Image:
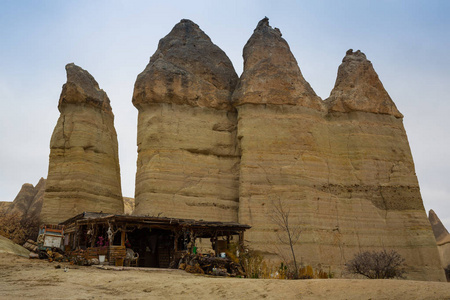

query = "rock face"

[429,210,450,269]
[0,202,11,213]
[132,19,240,221]
[40,64,123,224]
[232,18,444,281]
[429,209,450,242]
[326,49,403,117]
[232,17,324,110]
[6,178,46,220]
[128,18,444,281]
[123,197,135,215]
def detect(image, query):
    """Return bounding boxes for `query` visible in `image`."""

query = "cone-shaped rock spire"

[325,49,403,117]
[132,20,240,221]
[232,17,324,110]
[7,183,36,217]
[7,178,46,220]
[41,64,123,224]
[429,209,450,242]
[133,19,238,110]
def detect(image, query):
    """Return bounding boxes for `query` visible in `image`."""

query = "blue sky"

[1,0,449,229]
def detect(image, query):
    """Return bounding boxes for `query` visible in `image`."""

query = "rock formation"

[40,64,123,224]
[132,19,240,221]
[123,197,135,215]
[232,18,444,281]
[326,49,403,117]
[0,202,11,213]
[429,210,450,270]
[429,209,449,242]
[28,17,440,281]
[6,178,46,220]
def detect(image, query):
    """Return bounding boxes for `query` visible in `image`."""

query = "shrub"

[239,247,266,278]
[345,249,406,279]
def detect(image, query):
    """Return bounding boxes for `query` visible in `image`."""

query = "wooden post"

[90,224,96,248]
[121,230,126,247]
[239,232,244,251]
[174,232,179,252]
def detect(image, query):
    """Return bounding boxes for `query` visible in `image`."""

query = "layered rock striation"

[126,17,444,280]
[132,20,240,221]
[40,64,123,224]
[232,18,443,281]
[6,178,45,220]
[429,209,450,243]
[429,210,450,269]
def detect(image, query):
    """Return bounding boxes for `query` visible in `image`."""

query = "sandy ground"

[0,253,449,300]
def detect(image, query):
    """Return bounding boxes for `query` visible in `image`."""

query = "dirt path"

[0,253,449,299]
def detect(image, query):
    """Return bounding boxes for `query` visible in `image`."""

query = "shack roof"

[60,212,251,233]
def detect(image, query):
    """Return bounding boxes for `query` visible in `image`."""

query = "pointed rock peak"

[343,49,367,62]
[35,177,46,190]
[257,17,269,27]
[20,183,36,191]
[59,63,112,114]
[325,49,403,118]
[232,18,324,111]
[429,209,449,242]
[65,63,100,91]
[253,17,282,37]
[162,19,210,42]
[133,19,238,111]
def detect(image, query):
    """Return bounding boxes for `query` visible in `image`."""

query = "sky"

[0,0,449,229]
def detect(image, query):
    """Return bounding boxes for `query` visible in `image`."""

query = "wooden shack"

[59,212,250,268]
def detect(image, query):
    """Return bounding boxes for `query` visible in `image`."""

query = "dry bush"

[0,211,39,245]
[239,248,266,278]
[298,265,332,279]
[345,249,406,279]
[230,245,274,279]
[229,243,332,279]
[270,198,302,279]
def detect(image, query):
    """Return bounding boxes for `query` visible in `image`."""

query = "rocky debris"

[40,64,123,224]
[174,253,245,277]
[232,17,324,110]
[133,19,238,111]
[22,239,38,253]
[132,20,240,221]
[429,209,450,243]
[325,49,403,117]
[6,178,45,220]
[233,18,443,281]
